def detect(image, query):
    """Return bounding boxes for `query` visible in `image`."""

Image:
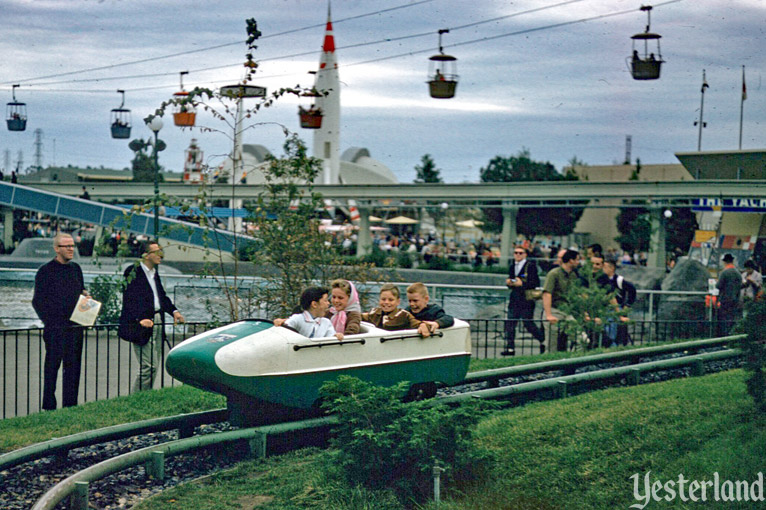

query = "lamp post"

[147,116,164,237]
[440,201,449,247]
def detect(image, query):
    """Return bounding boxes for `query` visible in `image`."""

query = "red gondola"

[173,71,196,127]
[6,85,27,132]
[628,5,664,80]
[427,29,458,99]
[298,87,323,129]
[110,90,132,139]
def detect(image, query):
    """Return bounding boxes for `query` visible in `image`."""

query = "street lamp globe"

[663,209,672,219]
[147,116,164,133]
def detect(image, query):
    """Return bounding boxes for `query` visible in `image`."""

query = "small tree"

[615,205,650,254]
[741,299,766,414]
[479,149,585,236]
[558,261,627,350]
[414,154,443,183]
[130,148,162,183]
[241,135,383,317]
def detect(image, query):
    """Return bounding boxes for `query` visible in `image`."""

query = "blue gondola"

[6,85,27,132]
[110,90,132,139]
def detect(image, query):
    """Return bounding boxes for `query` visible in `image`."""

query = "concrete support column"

[500,204,518,267]
[356,207,373,257]
[648,208,667,269]
[1,207,13,251]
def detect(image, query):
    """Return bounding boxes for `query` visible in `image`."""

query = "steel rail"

[31,416,337,510]
[0,408,228,471]
[438,349,741,405]
[461,335,744,387]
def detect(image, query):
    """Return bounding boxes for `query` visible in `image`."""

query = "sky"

[0,0,764,184]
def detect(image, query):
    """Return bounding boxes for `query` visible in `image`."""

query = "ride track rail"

[0,334,745,510]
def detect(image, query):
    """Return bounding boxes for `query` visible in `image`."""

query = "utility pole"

[33,128,44,172]
[694,69,709,154]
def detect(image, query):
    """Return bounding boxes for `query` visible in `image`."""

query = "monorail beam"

[25,180,766,204]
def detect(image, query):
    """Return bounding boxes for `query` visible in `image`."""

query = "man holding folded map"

[32,233,89,411]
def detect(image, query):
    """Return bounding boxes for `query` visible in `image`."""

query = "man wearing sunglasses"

[504,245,545,355]
[32,233,88,410]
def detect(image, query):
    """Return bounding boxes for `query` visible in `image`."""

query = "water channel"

[0,269,509,330]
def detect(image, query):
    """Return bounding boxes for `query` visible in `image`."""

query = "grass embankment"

[136,370,763,510]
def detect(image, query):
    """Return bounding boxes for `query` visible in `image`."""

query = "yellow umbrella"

[385,215,419,224]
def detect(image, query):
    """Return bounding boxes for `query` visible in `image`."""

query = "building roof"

[675,149,766,180]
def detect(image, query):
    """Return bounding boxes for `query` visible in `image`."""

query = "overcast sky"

[0,0,763,183]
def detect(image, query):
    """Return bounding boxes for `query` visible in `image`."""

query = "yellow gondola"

[628,5,664,80]
[427,29,458,99]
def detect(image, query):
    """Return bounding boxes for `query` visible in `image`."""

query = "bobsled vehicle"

[166,319,471,426]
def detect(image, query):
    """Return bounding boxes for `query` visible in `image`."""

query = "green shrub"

[396,251,413,269]
[741,299,766,413]
[425,256,454,271]
[360,245,395,268]
[319,376,495,506]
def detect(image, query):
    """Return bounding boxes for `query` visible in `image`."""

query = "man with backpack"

[599,260,637,346]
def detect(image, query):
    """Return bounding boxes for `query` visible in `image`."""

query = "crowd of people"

[502,241,762,356]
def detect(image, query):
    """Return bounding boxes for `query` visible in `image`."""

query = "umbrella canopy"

[368,215,383,222]
[385,215,419,225]
[455,219,483,228]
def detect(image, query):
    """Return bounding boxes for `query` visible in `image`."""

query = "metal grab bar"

[380,331,444,343]
[293,339,366,351]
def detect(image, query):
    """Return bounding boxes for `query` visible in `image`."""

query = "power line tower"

[3,150,9,173]
[33,128,44,172]
[16,150,24,173]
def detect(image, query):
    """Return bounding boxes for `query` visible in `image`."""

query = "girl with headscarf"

[327,279,362,335]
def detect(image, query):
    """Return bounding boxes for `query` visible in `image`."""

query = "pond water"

[0,270,509,329]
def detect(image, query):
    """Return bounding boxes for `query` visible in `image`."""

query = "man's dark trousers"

[42,325,84,410]
[505,299,544,351]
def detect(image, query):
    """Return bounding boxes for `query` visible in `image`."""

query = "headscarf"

[330,280,361,333]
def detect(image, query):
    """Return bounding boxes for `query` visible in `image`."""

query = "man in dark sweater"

[717,253,742,336]
[32,233,87,410]
[405,282,455,333]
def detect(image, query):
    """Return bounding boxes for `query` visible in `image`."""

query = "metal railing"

[467,317,737,359]
[0,322,209,419]
[1,314,740,419]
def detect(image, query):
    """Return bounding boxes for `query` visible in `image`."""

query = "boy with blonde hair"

[405,282,455,332]
[362,284,431,336]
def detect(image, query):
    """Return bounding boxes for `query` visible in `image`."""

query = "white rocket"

[312,5,341,185]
